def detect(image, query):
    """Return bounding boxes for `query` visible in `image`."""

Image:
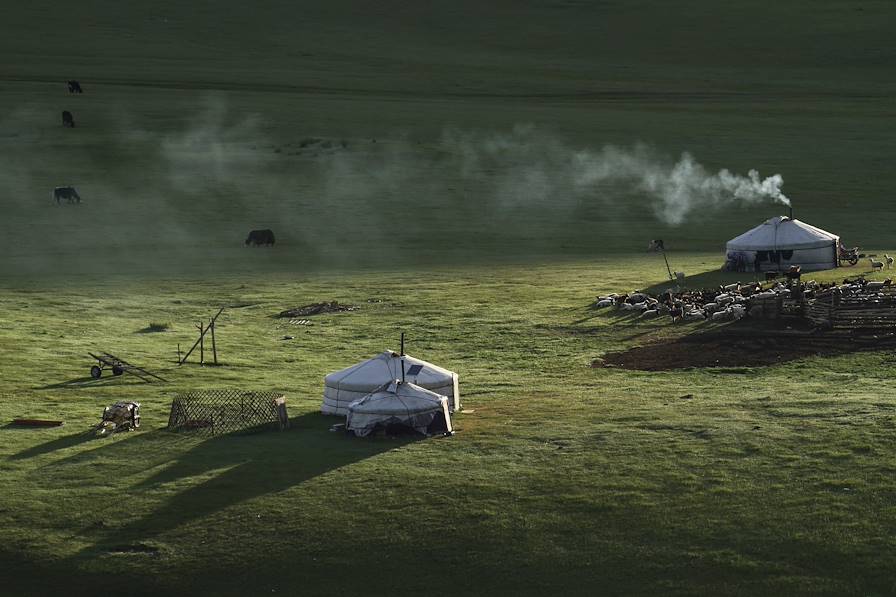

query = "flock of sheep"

[595,271,896,325]
[818,276,894,298]
[593,280,820,323]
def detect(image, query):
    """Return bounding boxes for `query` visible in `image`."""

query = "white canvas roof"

[726,216,838,251]
[346,380,453,437]
[322,351,460,415]
[326,351,454,391]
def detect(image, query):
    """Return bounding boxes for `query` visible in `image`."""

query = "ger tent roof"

[726,216,838,251]
[346,380,453,438]
[322,351,459,415]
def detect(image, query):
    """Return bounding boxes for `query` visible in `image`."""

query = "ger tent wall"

[322,351,460,415]
[725,216,839,272]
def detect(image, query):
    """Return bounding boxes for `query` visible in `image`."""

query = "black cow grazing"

[67,80,83,93]
[245,229,275,246]
[62,111,75,127]
[53,186,81,204]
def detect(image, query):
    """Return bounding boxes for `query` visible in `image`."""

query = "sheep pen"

[592,277,896,370]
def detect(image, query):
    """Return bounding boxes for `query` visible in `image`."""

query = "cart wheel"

[90,365,102,379]
[112,365,124,376]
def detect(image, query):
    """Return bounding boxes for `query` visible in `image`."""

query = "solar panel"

[405,364,424,376]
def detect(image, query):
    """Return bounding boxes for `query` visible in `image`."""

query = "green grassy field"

[2,1,896,595]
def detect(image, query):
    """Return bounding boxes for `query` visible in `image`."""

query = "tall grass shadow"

[8,431,93,460]
[34,376,150,390]
[70,412,412,556]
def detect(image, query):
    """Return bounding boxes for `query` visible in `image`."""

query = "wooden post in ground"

[210,320,217,364]
[178,306,225,366]
[198,321,205,364]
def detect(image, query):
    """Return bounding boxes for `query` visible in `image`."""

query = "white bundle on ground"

[94,402,141,436]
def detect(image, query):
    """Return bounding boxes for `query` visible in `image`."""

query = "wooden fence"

[806,286,896,330]
[748,294,806,320]
[747,285,896,330]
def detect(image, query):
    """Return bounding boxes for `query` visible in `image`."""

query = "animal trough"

[87,352,167,383]
[167,390,289,434]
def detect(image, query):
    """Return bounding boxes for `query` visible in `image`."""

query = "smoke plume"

[436,125,789,225]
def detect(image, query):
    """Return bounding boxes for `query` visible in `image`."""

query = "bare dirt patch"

[597,321,896,371]
[276,301,357,318]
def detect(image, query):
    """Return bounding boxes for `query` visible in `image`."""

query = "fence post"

[198,321,204,364]
[211,320,217,364]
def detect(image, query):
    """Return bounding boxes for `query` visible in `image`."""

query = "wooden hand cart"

[87,352,167,383]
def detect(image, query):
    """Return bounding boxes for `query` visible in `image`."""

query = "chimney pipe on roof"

[788,206,793,220]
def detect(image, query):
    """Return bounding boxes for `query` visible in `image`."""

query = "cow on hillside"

[53,186,81,204]
[245,229,275,246]
[62,111,75,127]
[67,80,83,93]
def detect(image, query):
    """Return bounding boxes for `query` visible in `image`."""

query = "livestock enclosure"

[745,281,896,329]
[167,390,289,434]
[807,285,896,330]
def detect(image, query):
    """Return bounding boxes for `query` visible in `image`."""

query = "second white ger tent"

[726,215,839,272]
[322,350,460,415]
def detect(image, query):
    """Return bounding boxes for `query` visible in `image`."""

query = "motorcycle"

[839,245,860,266]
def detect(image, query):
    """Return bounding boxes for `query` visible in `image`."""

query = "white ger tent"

[346,380,453,438]
[725,216,839,272]
[322,351,459,415]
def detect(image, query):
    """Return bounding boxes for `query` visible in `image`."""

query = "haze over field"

[1,0,893,277]
[0,101,808,277]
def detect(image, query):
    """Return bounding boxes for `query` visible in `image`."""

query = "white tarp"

[346,380,453,438]
[322,351,459,415]
[726,216,839,272]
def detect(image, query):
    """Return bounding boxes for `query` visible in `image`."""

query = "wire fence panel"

[168,390,288,434]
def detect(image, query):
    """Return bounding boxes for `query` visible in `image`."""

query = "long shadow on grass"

[547,310,684,343]
[8,430,93,459]
[33,376,149,390]
[68,412,410,557]
[642,269,765,295]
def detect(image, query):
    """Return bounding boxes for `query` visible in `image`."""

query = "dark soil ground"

[276,301,357,318]
[598,320,896,370]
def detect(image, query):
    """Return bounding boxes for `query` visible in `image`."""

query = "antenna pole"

[400,332,405,356]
